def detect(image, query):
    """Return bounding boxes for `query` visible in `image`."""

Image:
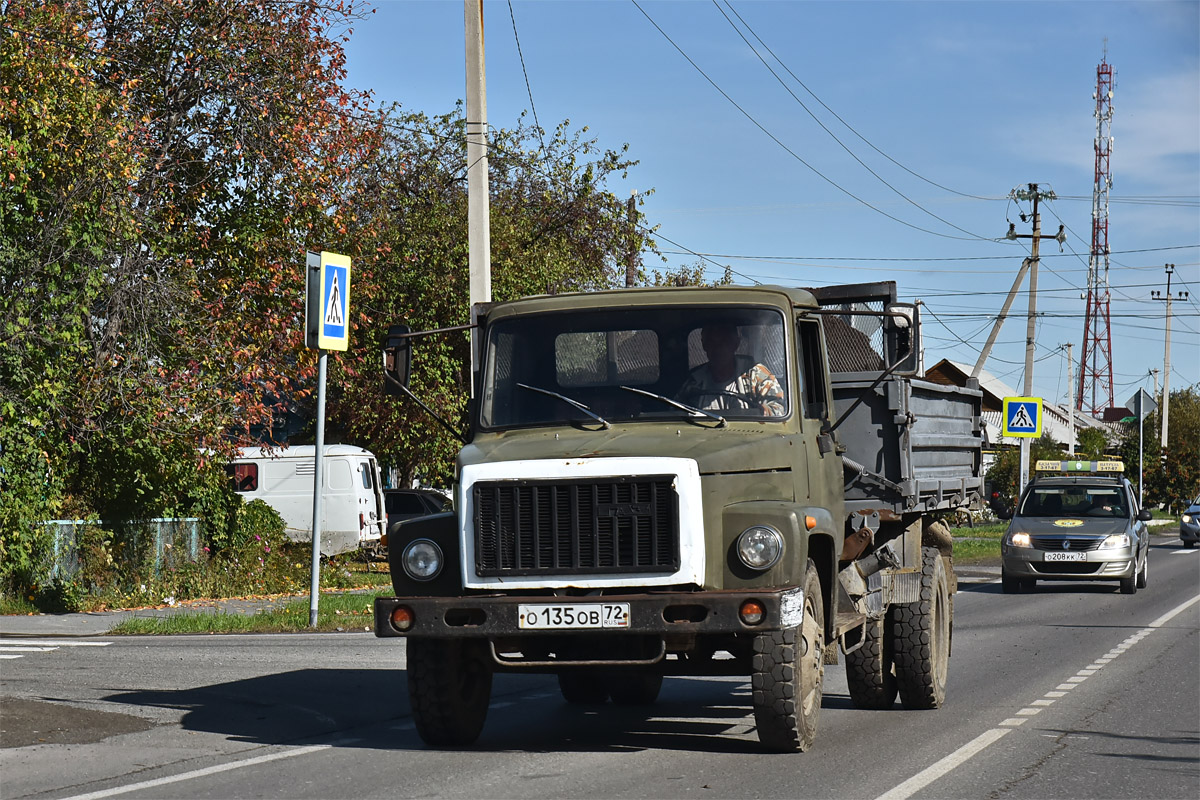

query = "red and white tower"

[1079,51,1116,416]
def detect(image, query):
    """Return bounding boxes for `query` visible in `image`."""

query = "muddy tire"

[407,638,493,746]
[607,672,663,705]
[845,616,897,710]
[891,547,950,710]
[557,670,609,704]
[751,560,825,752]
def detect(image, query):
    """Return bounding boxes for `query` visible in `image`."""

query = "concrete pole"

[465,0,491,378]
[1018,191,1042,496]
[971,258,1031,379]
[625,190,639,288]
[1159,265,1174,450]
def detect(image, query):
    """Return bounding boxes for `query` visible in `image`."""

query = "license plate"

[518,603,630,630]
[1044,552,1086,562]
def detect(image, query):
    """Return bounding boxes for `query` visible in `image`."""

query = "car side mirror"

[1136,508,1153,522]
[384,324,412,395]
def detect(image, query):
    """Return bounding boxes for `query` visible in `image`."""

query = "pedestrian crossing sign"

[1002,396,1042,438]
[305,251,352,351]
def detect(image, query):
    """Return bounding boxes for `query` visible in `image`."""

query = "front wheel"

[407,638,493,746]
[1135,551,1149,589]
[607,672,663,705]
[558,670,609,705]
[751,559,825,751]
[891,547,951,710]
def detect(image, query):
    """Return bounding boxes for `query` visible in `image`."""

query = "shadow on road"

[102,670,828,754]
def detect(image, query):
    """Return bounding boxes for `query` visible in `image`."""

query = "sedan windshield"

[479,306,789,429]
[1019,485,1129,518]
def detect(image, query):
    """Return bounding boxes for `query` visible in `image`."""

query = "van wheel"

[751,559,824,751]
[891,547,950,710]
[845,616,897,710]
[407,638,493,746]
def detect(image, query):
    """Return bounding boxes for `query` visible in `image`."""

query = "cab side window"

[796,319,828,420]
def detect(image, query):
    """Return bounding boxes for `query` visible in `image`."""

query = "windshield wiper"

[619,385,726,427]
[517,383,610,429]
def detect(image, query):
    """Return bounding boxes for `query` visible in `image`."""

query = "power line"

[711,0,994,240]
[629,0,997,242]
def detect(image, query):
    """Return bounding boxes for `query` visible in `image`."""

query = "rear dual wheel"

[891,547,951,710]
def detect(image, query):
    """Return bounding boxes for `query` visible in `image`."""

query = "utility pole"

[625,190,639,288]
[1004,184,1064,494]
[1152,264,1188,450]
[1063,342,1075,454]
[465,0,491,378]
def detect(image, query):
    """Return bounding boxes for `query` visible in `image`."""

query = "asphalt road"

[1,539,1197,800]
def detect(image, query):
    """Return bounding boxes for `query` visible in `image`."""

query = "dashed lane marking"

[0,639,111,660]
[874,592,1200,800]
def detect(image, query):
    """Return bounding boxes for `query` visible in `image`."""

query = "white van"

[226,445,385,556]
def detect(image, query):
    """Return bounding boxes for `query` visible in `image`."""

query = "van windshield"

[479,307,789,430]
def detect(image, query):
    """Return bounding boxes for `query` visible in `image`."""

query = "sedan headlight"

[736,526,784,570]
[1007,531,1032,548]
[1100,533,1131,549]
[1183,513,1194,524]
[401,538,443,581]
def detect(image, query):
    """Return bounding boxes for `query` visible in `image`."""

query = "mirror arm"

[384,372,469,445]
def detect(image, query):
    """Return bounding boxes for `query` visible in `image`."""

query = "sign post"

[304,250,352,628]
[1003,396,1043,497]
[1127,389,1157,505]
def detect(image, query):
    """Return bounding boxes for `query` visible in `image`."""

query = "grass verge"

[107,589,389,635]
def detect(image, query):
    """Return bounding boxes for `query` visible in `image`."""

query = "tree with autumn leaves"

[1,0,653,593]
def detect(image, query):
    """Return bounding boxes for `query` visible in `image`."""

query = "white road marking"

[59,744,331,800]
[875,729,1012,800]
[875,592,1200,800]
[1170,548,1198,555]
[0,646,58,652]
[0,655,22,660]
[0,639,112,647]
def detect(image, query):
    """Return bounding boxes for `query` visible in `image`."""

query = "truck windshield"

[479,306,789,429]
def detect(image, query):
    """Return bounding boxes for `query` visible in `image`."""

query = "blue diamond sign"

[1003,396,1042,438]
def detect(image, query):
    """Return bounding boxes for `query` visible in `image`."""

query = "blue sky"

[342,0,1199,414]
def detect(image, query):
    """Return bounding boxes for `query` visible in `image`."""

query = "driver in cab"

[677,323,786,416]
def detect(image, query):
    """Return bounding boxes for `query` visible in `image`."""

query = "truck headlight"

[1007,532,1031,548]
[1100,533,1130,549]
[737,526,784,570]
[401,539,443,581]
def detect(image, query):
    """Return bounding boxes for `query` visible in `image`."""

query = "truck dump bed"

[811,282,983,517]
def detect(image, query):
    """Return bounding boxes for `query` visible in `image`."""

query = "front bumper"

[1180,521,1199,543]
[374,588,803,639]
[1001,546,1135,580]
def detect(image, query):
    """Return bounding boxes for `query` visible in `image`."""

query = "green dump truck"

[375,280,982,752]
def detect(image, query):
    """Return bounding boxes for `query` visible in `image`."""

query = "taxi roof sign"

[1035,459,1124,474]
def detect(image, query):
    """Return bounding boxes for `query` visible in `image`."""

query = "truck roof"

[482,284,818,320]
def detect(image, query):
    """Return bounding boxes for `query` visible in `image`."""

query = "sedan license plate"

[518,603,630,630]
[1044,551,1086,562]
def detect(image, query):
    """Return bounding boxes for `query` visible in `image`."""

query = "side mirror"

[998,508,1013,521]
[1136,508,1153,522]
[885,302,920,376]
[383,324,412,395]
